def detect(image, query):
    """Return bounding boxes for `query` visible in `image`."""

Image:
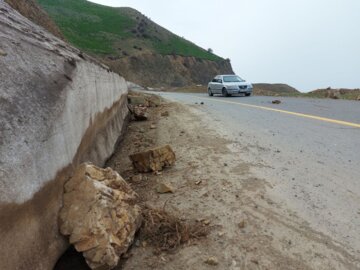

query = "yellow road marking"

[194,96,360,128]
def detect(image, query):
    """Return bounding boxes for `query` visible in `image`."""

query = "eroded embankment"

[0,2,128,269]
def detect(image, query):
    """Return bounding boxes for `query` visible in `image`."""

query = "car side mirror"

[218,79,222,83]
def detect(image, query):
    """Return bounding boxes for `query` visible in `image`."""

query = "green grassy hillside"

[37,0,222,61]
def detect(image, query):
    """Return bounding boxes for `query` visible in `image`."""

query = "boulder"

[129,145,176,172]
[145,95,162,107]
[59,164,142,270]
[128,95,148,106]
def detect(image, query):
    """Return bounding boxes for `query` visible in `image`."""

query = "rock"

[272,100,281,104]
[146,95,162,107]
[59,164,142,270]
[128,95,148,106]
[238,220,246,229]
[0,48,7,56]
[150,124,156,129]
[130,174,143,183]
[161,111,169,117]
[133,105,148,121]
[203,219,211,225]
[195,180,202,185]
[156,182,174,193]
[129,145,176,173]
[205,257,219,266]
[200,102,204,105]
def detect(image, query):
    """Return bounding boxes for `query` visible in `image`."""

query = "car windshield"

[223,75,244,82]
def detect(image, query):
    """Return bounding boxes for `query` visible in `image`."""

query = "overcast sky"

[90,0,360,92]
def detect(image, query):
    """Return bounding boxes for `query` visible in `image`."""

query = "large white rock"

[59,164,142,270]
[0,2,128,269]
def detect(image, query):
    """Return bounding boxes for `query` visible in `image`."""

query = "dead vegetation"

[139,206,210,253]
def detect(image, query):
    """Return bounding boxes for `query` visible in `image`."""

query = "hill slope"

[253,83,300,96]
[5,0,64,38]
[36,0,233,87]
[37,0,220,60]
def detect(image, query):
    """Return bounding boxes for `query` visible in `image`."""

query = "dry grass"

[139,206,210,252]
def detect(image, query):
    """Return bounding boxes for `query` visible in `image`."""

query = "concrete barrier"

[0,3,129,269]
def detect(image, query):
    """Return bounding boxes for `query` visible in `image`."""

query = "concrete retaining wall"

[0,2,129,269]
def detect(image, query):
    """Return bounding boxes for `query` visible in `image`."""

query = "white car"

[208,75,253,97]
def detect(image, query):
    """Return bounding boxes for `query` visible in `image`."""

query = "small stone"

[205,257,219,266]
[195,180,202,185]
[200,102,204,105]
[272,100,281,104]
[224,163,228,167]
[203,219,211,225]
[156,183,174,194]
[238,220,246,229]
[150,124,156,129]
[161,111,169,117]
[0,48,7,57]
[218,232,225,237]
[131,174,143,183]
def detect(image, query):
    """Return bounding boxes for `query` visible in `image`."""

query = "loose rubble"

[59,163,142,270]
[0,48,7,56]
[205,257,219,266]
[156,182,174,193]
[132,105,148,121]
[129,145,176,172]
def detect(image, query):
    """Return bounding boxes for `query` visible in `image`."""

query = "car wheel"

[245,93,251,97]
[222,88,229,97]
[208,88,213,96]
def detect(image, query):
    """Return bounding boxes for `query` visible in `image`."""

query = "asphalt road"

[155,92,360,256]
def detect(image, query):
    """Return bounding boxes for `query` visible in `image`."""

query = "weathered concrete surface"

[59,164,142,270]
[0,2,128,269]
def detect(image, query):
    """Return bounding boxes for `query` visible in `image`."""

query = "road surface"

[154,92,360,258]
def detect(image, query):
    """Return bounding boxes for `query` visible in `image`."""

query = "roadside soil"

[55,95,359,269]
[107,97,359,270]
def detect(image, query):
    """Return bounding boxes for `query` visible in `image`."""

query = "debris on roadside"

[161,111,169,117]
[272,100,281,104]
[140,206,210,252]
[128,95,148,106]
[156,182,174,194]
[204,257,219,266]
[0,48,7,57]
[238,220,246,229]
[133,106,148,121]
[59,163,142,270]
[129,145,176,173]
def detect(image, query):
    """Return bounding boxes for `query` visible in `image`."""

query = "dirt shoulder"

[104,96,359,270]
